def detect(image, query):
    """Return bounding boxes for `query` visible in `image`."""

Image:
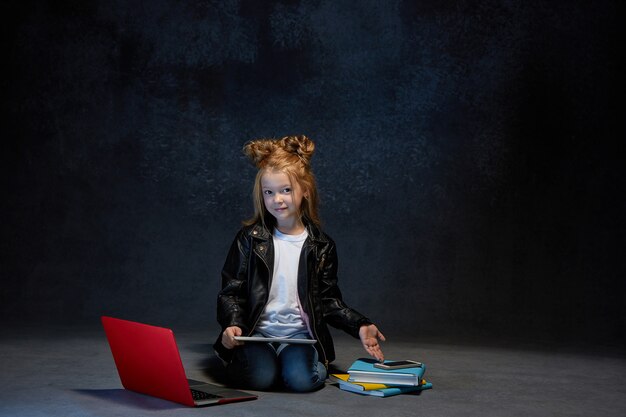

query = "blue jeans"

[226,340,327,392]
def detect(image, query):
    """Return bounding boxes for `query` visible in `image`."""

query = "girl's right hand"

[221,326,244,349]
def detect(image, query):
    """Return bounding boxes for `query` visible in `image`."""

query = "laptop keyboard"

[191,389,221,401]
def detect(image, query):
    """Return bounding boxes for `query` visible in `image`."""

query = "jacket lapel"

[249,224,274,280]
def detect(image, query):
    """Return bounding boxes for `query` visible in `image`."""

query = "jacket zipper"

[247,239,272,336]
[310,248,329,367]
[308,297,329,368]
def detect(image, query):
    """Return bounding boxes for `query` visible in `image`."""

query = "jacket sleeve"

[216,230,251,334]
[319,240,373,339]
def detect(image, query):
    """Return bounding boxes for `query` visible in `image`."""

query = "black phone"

[373,360,422,370]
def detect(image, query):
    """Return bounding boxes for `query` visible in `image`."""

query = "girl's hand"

[359,324,386,362]
[222,326,244,349]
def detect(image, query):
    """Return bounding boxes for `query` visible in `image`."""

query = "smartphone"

[373,360,422,370]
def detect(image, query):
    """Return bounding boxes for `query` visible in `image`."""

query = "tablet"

[234,336,317,345]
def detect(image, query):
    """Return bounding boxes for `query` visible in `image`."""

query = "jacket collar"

[247,221,328,243]
[248,223,271,240]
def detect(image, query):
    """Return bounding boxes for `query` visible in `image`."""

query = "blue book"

[339,381,433,397]
[348,359,426,386]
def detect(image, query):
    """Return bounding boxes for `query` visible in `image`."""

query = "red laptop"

[101,316,257,407]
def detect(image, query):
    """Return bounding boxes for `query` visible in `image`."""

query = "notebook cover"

[348,358,426,386]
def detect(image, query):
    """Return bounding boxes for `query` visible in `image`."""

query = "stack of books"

[330,358,432,397]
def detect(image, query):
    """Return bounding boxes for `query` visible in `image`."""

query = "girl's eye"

[263,190,273,195]
[282,188,291,193]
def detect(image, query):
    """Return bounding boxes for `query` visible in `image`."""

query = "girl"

[214,135,385,392]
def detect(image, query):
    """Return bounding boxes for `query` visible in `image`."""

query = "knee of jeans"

[227,344,279,391]
[243,368,278,391]
[282,361,326,392]
[280,347,326,392]
[227,363,278,391]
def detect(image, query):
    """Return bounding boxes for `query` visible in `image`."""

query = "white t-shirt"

[255,228,308,338]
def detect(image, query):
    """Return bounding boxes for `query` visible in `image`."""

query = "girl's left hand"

[359,324,386,362]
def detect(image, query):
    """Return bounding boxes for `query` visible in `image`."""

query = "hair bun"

[243,139,277,167]
[243,135,315,168]
[280,135,315,164]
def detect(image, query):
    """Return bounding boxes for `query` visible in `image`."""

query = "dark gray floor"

[1,324,625,417]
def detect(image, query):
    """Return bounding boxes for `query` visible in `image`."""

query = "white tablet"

[234,336,317,345]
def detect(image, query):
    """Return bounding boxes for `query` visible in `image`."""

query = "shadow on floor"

[73,389,183,410]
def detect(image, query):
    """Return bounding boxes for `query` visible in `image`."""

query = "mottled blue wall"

[3,0,623,344]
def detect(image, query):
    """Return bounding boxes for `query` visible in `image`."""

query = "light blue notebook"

[348,358,426,386]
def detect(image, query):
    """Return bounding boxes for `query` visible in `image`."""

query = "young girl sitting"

[214,135,385,392]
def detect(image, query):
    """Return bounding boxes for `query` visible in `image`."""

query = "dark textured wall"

[2,0,623,344]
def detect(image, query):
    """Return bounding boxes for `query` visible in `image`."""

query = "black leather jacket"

[214,221,372,366]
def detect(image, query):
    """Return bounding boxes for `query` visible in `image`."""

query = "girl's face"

[261,169,306,231]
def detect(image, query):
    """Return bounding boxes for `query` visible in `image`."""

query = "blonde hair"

[242,135,321,230]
